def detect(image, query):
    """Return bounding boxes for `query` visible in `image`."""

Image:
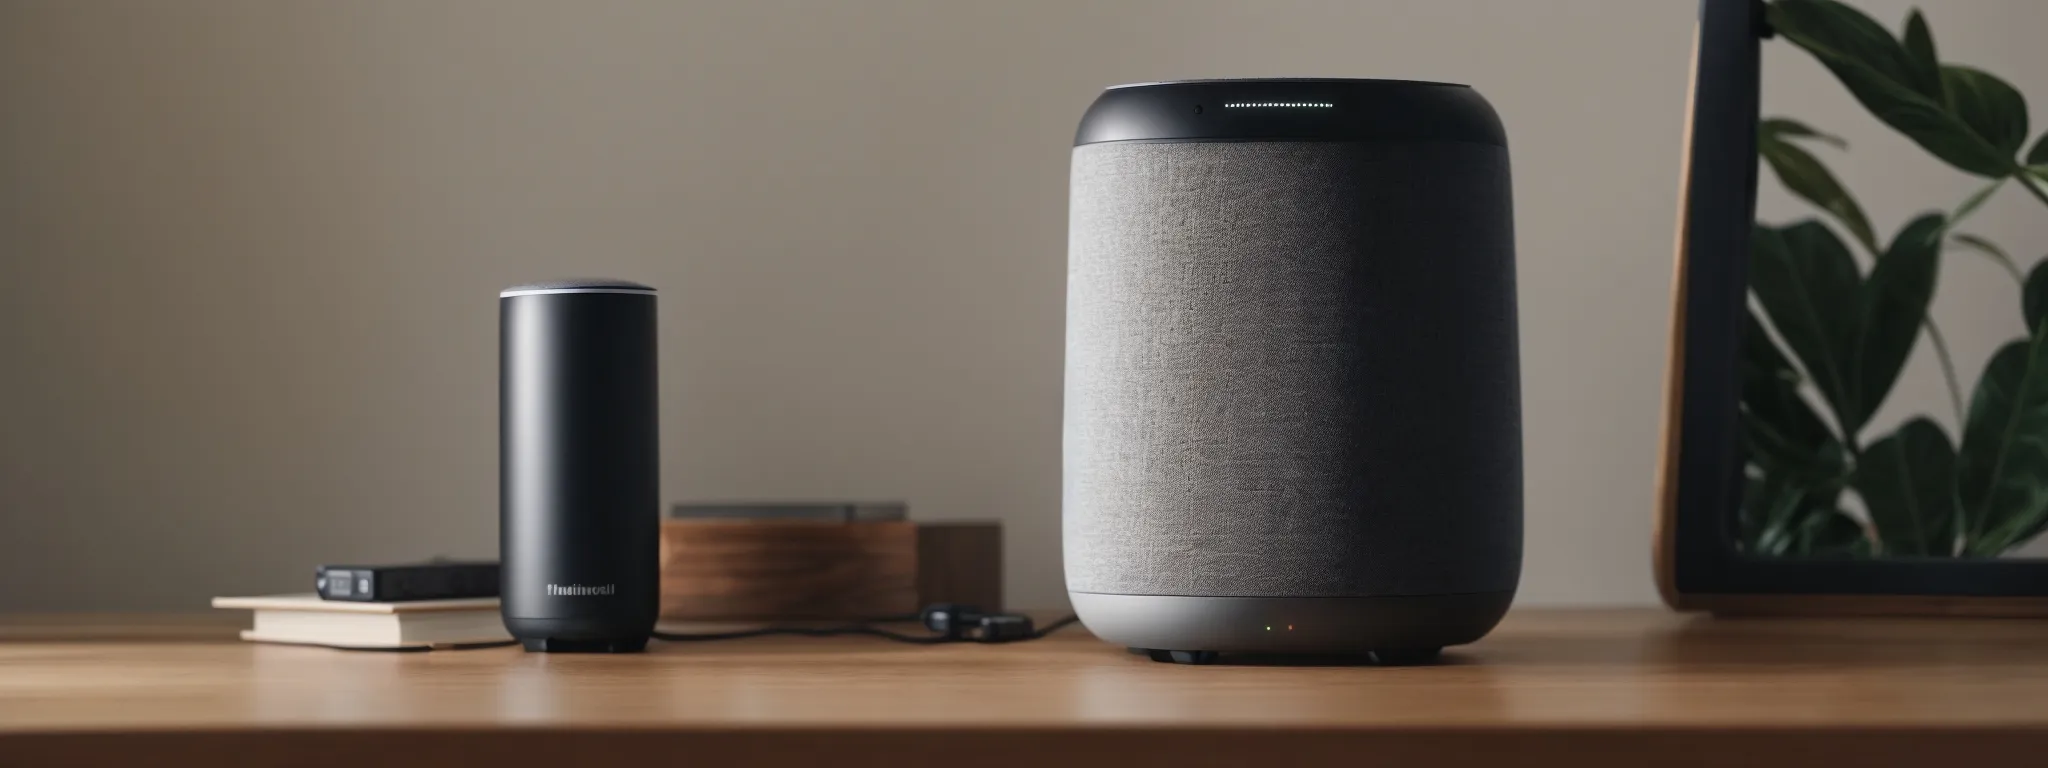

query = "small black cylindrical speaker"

[500,279,660,653]
[1063,79,1521,664]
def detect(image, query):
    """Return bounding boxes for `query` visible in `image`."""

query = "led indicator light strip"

[1223,102,1334,108]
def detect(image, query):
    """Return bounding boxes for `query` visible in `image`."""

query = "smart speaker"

[501,279,660,652]
[1063,79,1521,664]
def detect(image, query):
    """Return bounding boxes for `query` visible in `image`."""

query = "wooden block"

[915,522,1002,611]
[658,520,917,621]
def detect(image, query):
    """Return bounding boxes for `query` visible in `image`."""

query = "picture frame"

[1654,0,2048,615]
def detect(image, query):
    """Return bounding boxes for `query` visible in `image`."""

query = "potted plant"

[1740,0,2048,558]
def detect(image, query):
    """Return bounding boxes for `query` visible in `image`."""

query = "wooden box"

[658,520,1002,621]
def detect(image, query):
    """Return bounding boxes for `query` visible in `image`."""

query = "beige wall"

[4,1,2039,613]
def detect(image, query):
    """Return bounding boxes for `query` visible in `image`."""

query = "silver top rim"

[499,287,657,298]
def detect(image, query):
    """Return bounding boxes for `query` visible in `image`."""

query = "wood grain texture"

[914,521,1002,610]
[657,520,917,620]
[8,610,2048,767]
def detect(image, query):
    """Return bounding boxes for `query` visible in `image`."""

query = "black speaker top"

[1073,78,1505,148]
[500,279,655,297]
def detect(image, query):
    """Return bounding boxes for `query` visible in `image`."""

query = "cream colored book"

[212,593,510,649]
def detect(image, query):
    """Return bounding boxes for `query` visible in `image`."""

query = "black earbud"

[919,603,975,637]
[972,613,1035,642]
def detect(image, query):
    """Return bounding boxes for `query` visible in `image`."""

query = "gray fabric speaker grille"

[1063,141,1521,598]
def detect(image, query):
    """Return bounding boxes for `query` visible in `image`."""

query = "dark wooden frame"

[1654,0,2048,615]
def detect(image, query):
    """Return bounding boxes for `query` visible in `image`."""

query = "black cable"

[650,613,1080,645]
[1030,614,1081,638]
[316,615,1080,651]
[651,624,950,644]
[445,639,523,650]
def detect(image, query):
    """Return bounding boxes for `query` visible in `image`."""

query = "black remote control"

[316,561,500,602]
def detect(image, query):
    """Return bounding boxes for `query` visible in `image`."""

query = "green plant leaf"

[2030,133,2048,166]
[1751,221,1862,436]
[1852,214,1944,427]
[2027,261,2048,337]
[1760,124,1878,254]
[1853,418,1958,556]
[1743,470,1859,557]
[1791,508,1873,557]
[1761,117,1849,149]
[1950,233,2025,284]
[1741,470,1800,555]
[1741,312,1849,475]
[1940,65,2030,159]
[1956,330,2048,554]
[1745,472,1807,557]
[1739,308,1855,557]
[1739,471,1773,550]
[1769,0,2018,177]
[1871,93,2017,178]
[1900,10,1943,100]
[1759,139,1877,255]
[1770,0,1934,98]
[1742,411,1847,482]
[1744,308,1802,384]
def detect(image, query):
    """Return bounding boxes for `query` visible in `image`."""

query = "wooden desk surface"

[5,609,2048,767]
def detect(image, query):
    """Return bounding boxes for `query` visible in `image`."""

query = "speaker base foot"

[1145,649,1219,665]
[1366,648,1442,666]
[519,637,648,653]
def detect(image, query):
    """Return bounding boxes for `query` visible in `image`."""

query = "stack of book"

[211,594,510,650]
